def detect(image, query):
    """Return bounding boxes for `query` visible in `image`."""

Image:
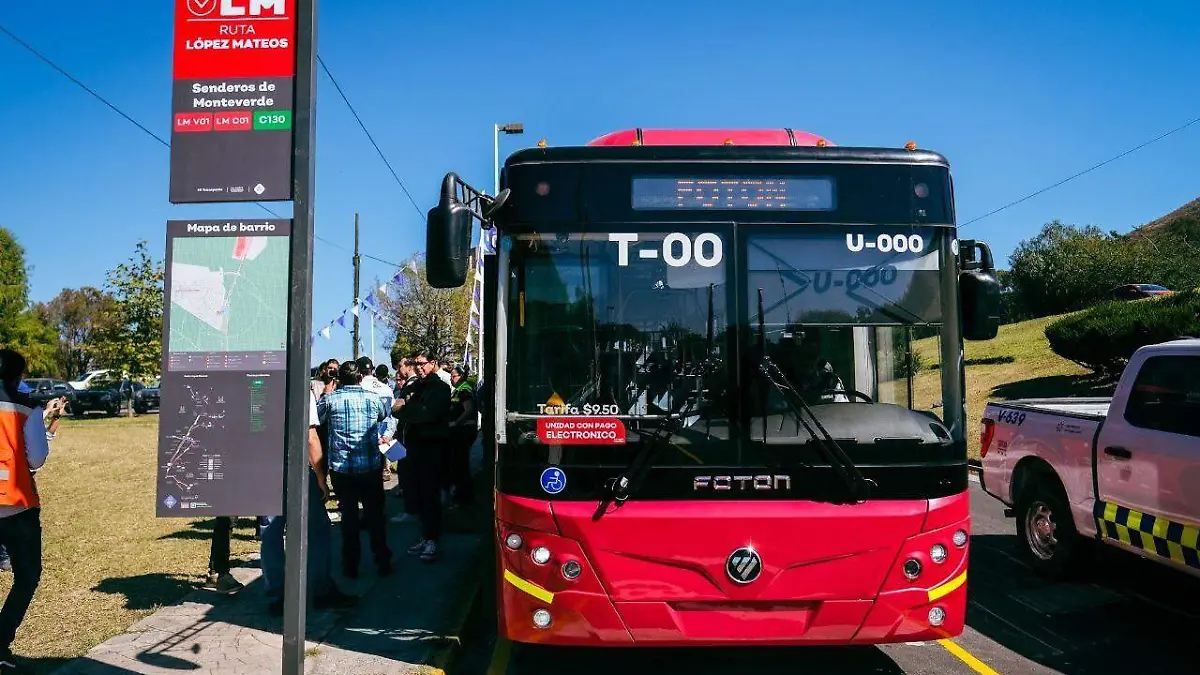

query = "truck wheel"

[1015,477,1087,580]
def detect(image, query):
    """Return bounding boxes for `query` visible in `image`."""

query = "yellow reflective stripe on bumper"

[503,569,554,604]
[928,571,967,602]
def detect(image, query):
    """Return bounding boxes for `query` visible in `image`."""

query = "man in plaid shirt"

[318,361,393,578]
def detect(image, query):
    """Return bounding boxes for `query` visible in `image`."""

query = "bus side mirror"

[959,239,1001,341]
[426,176,474,289]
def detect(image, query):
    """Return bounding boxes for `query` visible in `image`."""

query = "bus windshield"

[506,229,731,424]
[504,225,948,459]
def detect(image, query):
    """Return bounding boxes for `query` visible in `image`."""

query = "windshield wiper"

[592,416,682,521]
[756,288,872,503]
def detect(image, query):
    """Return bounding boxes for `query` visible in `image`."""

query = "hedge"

[1044,289,1200,374]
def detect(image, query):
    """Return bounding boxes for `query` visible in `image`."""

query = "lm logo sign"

[187,0,286,18]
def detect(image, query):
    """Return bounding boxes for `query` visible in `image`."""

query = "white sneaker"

[420,540,438,562]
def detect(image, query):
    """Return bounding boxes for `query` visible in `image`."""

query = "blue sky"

[2,0,1198,363]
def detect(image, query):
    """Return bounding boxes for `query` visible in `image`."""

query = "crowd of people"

[0,343,481,666]
[202,352,480,616]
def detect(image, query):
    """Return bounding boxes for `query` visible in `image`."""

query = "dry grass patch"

[1,415,259,670]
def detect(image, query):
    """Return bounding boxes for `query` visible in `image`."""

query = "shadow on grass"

[156,517,261,543]
[991,373,1117,400]
[967,355,1017,366]
[93,573,198,611]
[157,530,256,544]
[926,355,1017,371]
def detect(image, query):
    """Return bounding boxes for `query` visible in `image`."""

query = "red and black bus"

[425,128,1001,646]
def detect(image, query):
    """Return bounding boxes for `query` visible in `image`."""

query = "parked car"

[22,378,77,411]
[72,383,121,417]
[68,369,111,391]
[980,338,1200,581]
[133,380,160,414]
[1108,283,1172,301]
[71,375,142,417]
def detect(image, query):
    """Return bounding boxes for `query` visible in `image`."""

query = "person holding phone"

[0,350,50,672]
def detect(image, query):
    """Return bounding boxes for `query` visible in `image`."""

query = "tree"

[92,241,164,380]
[1006,218,1200,320]
[0,227,56,375]
[1006,221,1151,318]
[377,257,473,366]
[34,287,117,379]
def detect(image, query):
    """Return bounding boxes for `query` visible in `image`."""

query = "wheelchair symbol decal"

[540,467,566,495]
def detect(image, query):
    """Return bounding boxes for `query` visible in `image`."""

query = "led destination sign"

[632,176,835,211]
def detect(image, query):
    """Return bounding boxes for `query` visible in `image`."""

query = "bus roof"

[506,145,949,167]
[588,128,832,147]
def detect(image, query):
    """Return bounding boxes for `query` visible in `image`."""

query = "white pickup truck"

[980,338,1200,580]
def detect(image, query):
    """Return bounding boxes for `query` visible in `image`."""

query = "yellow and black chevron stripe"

[1094,500,1200,570]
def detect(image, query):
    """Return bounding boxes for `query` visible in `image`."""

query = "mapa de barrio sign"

[169,0,297,203]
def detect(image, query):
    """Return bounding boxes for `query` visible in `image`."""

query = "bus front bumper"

[499,567,968,646]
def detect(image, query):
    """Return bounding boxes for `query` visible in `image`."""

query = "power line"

[0,23,170,148]
[317,56,425,218]
[0,23,405,269]
[961,114,1200,228]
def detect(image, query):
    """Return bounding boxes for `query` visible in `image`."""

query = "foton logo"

[187,0,287,18]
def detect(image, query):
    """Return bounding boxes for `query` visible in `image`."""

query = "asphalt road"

[454,479,1200,675]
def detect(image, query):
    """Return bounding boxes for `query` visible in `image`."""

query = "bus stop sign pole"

[283,0,317,673]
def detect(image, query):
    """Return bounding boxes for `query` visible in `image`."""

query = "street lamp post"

[494,122,524,195]
[477,122,524,383]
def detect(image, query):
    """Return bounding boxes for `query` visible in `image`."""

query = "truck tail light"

[980,418,996,458]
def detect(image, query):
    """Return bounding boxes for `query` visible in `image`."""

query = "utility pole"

[352,212,360,360]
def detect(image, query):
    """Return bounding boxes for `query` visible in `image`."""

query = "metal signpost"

[282,1,317,671]
[166,1,316,672]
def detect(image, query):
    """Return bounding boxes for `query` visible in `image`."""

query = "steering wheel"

[818,388,874,403]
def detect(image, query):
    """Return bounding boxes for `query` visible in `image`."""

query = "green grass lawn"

[912,313,1115,459]
[0,414,260,671]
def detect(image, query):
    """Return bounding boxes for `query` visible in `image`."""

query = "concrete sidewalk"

[52,471,487,675]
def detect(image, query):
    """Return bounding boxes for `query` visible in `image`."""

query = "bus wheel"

[1015,477,1088,580]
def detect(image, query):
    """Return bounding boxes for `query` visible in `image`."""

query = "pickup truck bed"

[994,397,1111,420]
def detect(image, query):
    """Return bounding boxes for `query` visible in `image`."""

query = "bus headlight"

[930,544,947,564]
[952,529,968,547]
[903,558,922,580]
[928,606,946,626]
[531,546,551,565]
[505,533,523,550]
[532,609,552,629]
